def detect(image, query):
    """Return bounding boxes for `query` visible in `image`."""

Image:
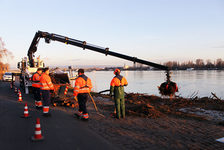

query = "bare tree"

[0,38,13,79]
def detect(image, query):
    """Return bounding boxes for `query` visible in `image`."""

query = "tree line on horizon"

[163,58,224,70]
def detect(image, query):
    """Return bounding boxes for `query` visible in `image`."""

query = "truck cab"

[17,57,45,94]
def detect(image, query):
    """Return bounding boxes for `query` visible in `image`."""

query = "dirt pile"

[125,94,163,118]
[124,93,224,120]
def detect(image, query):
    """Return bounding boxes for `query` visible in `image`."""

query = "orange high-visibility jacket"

[32,72,41,88]
[110,75,128,99]
[40,73,54,90]
[73,74,92,96]
[110,75,128,87]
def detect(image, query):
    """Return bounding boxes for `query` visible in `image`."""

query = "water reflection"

[69,70,224,98]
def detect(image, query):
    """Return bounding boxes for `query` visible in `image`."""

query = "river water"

[70,70,224,99]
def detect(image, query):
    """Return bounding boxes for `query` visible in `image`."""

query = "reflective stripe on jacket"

[73,74,92,96]
[40,73,54,90]
[32,72,41,88]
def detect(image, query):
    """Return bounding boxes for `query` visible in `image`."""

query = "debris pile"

[52,96,78,108]
[124,93,224,120]
[192,97,224,111]
[50,86,78,108]
[125,94,163,118]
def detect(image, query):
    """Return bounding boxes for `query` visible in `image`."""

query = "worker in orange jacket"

[110,69,128,119]
[32,68,43,109]
[40,67,54,117]
[74,69,92,120]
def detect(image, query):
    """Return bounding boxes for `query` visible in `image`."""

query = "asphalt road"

[0,81,117,150]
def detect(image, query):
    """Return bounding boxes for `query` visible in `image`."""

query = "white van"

[2,72,15,81]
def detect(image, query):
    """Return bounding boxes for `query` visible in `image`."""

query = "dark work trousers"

[41,90,51,106]
[77,93,89,114]
[33,87,41,101]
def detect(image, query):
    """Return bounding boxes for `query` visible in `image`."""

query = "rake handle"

[88,92,98,112]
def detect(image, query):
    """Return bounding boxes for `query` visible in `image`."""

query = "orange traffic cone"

[64,86,68,95]
[21,103,31,118]
[31,118,44,141]
[18,92,23,102]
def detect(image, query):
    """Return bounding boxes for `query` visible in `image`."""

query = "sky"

[0,0,224,68]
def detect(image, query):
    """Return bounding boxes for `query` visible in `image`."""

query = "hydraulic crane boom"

[28,31,168,71]
[27,31,178,96]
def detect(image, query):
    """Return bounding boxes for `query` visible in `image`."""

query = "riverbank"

[87,92,224,149]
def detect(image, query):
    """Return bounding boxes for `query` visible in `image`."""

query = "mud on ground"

[86,93,224,150]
